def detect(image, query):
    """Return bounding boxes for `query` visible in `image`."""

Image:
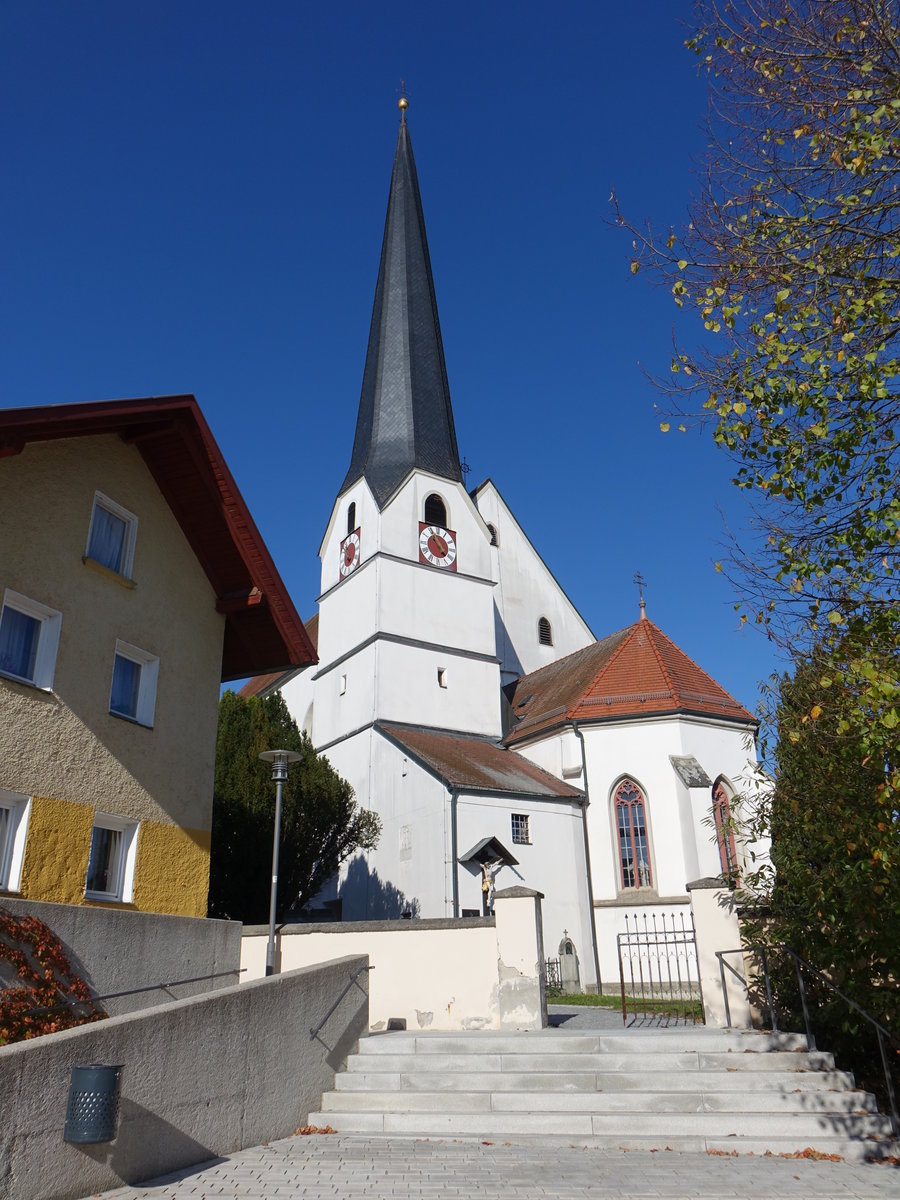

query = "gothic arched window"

[487,523,499,546]
[538,616,553,646]
[614,779,652,889]
[713,782,739,879]
[347,502,356,536]
[424,493,447,527]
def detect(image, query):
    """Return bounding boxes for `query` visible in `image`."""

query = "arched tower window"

[487,523,499,546]
[538,616,553,646]
[424,493,447,527]
[347,502,356,535]
[614,779,652,889]
[713,781,739,879]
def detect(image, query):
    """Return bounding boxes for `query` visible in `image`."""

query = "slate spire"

[340,106,462,509]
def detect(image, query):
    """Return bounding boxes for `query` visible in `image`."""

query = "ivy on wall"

[0,907,106,1045]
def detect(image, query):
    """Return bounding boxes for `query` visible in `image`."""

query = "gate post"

[687,878,753,1029]
[493,886,547,1030]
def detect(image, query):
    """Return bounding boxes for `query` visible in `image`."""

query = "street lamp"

[259,748,302,976]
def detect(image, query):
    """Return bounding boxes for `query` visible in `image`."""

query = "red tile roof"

[238,615,318,697]
[505,618,755,744]
[379,724,583,799]
[0,396,316,681]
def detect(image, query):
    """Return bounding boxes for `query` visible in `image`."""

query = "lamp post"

[259,748,302,976]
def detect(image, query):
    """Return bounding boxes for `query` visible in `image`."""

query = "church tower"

[311,102,501,755]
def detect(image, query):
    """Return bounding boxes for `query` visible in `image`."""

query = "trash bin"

[63,1064,123,1144]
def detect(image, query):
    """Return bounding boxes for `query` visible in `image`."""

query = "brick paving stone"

[93,1134,900,1200]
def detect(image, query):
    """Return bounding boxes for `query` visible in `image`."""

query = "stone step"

[306,1108,894,1142]
[354,1031,808,1056]
[335,1068,858,1093]
[321,1088,879,1115]
[343,1050,836,1074]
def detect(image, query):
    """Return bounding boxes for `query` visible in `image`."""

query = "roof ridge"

[644,619,742,705]
[515,624,632,690]
[642,619,678,698]
[572,620,644,711]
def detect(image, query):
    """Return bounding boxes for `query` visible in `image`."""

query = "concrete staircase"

[308,1028,899,1160]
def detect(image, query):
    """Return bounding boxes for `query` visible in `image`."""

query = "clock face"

[418,522,458,570]
[340,529,361,577]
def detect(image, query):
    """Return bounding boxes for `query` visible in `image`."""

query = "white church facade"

[244,105,761,992]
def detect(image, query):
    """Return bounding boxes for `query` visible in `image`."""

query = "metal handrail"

[309,964,373,1041]
[18,968,246,1016]
[715,944,898,1128]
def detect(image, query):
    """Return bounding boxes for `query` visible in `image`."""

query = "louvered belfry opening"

[424,493,447,527]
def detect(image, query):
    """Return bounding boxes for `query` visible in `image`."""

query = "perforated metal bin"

[63,1064,123,1144]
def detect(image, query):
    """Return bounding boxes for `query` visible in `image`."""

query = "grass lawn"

[549,992,703,1020]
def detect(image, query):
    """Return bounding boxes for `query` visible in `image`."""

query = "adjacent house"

[0,395,315,917]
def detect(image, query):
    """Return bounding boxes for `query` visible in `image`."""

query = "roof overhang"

[0,396,316,681]
[459,836,519,868]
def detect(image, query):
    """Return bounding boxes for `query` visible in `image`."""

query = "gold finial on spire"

[633,571,648,620]
[398,80,409,121]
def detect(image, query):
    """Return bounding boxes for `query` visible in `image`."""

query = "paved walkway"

[97,1134,899,1199]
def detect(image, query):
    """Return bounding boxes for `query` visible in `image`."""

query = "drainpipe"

[450,791,460,916]
[571,721,602,993]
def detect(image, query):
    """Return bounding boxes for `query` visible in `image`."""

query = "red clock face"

[340,529,360,577]
[418,522,457,570]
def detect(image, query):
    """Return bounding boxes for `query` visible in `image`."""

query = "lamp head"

[259,748,302,782]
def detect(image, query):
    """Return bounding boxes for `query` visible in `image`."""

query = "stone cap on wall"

[242,916,495,936]
[493,886,545,900]
[686,875,730,891]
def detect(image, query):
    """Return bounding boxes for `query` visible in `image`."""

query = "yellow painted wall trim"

[19,795,210,918]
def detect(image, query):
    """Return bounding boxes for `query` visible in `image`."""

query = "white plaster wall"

[0,435,224,831]
[322,732,450,921]
[380,473,494,583]
[517,715,758,904]
[315,561,378,668]
[473,482,593,682]
[377,556,495,655]
[455,793,597,990]
[278,665,316,740]
[675,718,764,879]
[375,642,501,735]
[318,479,381,595]
[242,923,502,1031]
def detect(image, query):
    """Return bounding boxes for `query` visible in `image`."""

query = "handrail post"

[759,945,777,1033]
[716,952,732,1029]
[793,955,814,1049]
[876,1027,899,1131]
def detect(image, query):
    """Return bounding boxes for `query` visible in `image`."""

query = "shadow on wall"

[76,1097,222,1191]
[340,856,420,920]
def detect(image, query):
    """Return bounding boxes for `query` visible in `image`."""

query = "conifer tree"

[208,691,380,923]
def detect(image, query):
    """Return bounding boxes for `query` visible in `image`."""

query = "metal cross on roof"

[633,571,648,618]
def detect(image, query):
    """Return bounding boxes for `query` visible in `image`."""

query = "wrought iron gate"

[616,910,703,1026]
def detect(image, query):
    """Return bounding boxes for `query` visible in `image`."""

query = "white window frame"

[0,589,62,690]
[511,813,531,845]
[84,813,139,902]
[109,639,159,727]
[0,790,32,892]
[86,491,138,579]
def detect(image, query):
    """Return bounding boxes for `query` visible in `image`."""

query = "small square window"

[85,813,138,902]
[0,790,31,892]
[86,492,138,578]
[0,589,62,689]
[511,813,530,845]
[109,640,158,727]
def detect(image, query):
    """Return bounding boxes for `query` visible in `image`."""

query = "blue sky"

[1,1,787,715]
